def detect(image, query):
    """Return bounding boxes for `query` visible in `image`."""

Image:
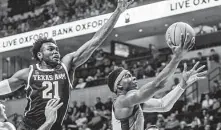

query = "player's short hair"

[107,67,125,93]
[31,37,57,61]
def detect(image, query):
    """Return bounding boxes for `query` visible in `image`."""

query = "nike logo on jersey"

[33,74,66,81]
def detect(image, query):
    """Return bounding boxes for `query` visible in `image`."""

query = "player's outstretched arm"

[1,122,16,130]
[37,98,63,130]
[142,62,207,112]
[148,33,195,88]
[0,68,29,95]
[62,0,134,71]
[116,34,195,108]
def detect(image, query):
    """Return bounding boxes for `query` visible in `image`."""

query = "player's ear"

[37,52,43,60]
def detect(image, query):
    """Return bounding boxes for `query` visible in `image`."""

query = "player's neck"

[39,61,57,69]
[117,90,127,96]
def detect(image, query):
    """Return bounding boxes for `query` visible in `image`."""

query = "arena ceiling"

[1,5,221,60]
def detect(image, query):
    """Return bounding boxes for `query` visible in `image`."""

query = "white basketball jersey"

[112,105,144,130]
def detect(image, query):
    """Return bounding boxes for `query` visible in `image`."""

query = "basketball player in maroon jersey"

[0,99,63,130]
[0,0,133,129]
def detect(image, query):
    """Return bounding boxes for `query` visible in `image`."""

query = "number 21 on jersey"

[42,81,59,99]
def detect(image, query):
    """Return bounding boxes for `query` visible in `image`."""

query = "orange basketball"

[165,22,195,48]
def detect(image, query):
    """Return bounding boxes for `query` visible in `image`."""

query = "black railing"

[184,81,199,103]
[207,67,221,92]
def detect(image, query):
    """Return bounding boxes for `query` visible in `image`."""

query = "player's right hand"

[167,33,195,58]
[117,0,134,12]
[45,98,63,124]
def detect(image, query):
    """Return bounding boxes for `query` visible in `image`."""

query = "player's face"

[118,71,138,91]
[40,42,61,66]
[0,104,7,120]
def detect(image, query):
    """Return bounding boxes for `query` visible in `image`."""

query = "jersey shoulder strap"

[25,65,34,90]
[61,62,73,89]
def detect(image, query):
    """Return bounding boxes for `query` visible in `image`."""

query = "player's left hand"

[168,33,195,58]
[181,61,207,89]
[45,98,63,124]
[117,0,134,12]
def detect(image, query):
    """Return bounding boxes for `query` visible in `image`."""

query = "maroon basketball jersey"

[24,63,72,128]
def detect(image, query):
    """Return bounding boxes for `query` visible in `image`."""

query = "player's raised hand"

[45,98,63,124]
[117,0,134,12]
[167,33,195,58]
[181,61,207,89]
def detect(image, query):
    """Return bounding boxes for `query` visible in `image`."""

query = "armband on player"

[0,80,12,95]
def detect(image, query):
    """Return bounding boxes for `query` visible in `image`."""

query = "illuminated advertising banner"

[0,0,220,53]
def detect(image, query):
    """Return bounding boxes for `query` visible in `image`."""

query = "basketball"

[165,22,195,49]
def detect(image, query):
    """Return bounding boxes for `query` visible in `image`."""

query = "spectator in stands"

[86,107,95,123]
[148,44,158,58]
[195,52,207,71]
[190,116,201,129]
[204,124,211,130]
[86,75,96,82]
[209,49,220,63]
[76,113,88,127]
[165,113,180,130]
[103,57,111,67]
[156,114,166,129]
[179,121,188,130]
[76,78,86,89]
[136,61,145,79]
[212,80,221,96]
[72,101,80,118]
[105,97,113,111]
[195,52,207,62]
[67,107,74,116]
[79,123,91,130]
[131,63,139,78]
[95,97,105,111]
[88,110,105,130]
[94,69,104,79]
[144,64,156,78]
[95,49,105,67]
[216,122,221,130]
[202,94,214,110]
[63,114,76,130]
[172,78,180,90]
[79,101,88,114]
[120,60,128,70]
[104,67,111,78]
[110,61,118,71]
[213,98,220,111]
[218,23,221,31]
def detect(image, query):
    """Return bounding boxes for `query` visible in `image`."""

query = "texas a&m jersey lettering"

[24,63,71,128]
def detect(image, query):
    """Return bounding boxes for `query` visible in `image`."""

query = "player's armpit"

[61,52,76,71]
[0,68,29,95]
[118,85,159,108]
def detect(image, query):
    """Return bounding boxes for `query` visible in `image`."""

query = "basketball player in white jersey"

[107,34,207,130]
[0,99,63,130]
